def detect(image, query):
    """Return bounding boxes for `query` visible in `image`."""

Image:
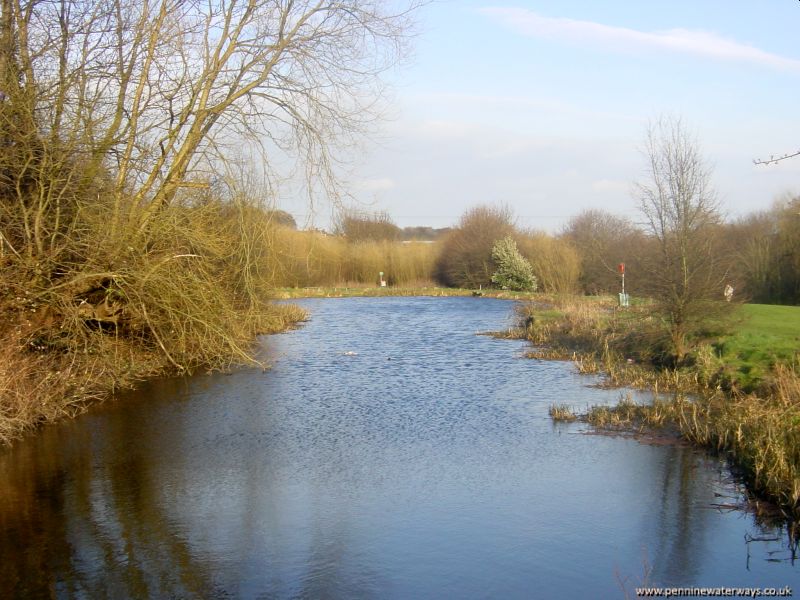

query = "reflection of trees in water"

[4,362,799,596]
[0,374,382,597]
[649,445,714,585]
[0,379,216,598]
[295,459,381,599]
[0,432,86,597]
[230,397,381,599]
[744,505,800,567]
[648,444,799,584]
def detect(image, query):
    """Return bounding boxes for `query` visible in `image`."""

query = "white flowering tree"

[491,236,537,291]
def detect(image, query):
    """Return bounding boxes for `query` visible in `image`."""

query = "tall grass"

[531,295,800,514]
[677,366,800,510]
[548,404,578,422]
[583,367,800,513]
[267,227,440,287]
[516,232,581,294]
[0,192,309,444]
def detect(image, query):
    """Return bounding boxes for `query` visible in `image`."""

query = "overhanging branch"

[753,149,800,166]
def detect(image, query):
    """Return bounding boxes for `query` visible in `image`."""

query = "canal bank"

[1,297,796,597]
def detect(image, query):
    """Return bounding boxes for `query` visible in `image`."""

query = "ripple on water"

[0,296,797,599]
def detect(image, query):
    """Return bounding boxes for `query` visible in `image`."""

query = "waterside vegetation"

[2,1,800,534]
[532,297,800,515]
[0,0,421,444]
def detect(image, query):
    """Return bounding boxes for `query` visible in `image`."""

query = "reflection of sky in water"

[0,297,798,598]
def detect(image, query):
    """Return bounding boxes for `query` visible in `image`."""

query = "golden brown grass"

[581,369,800,513]
[675,366,800,510]
[0,301,307,446]
[548,404,578,422]
[585,394,679,431]
[0,193,311,445]
[516,232,581,294]
[266,228,440,287]
[533,294,800,514]
[0,329,155,445]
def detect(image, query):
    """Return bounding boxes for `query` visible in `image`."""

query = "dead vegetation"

[0,187,308,445]
[580,368,800,514]
[0,0,425,443]
[530,295,800,516]
[548,404,578,422]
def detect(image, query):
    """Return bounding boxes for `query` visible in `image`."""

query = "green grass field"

[716,303,800,389]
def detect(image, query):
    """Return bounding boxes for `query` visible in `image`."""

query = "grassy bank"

[529,297,800,515]
[522,298,799,393]
[272,284,542,300]
[713,304,800,391]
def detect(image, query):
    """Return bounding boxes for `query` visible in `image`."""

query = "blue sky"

[289,1,800,231]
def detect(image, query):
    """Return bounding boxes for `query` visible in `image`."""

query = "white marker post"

[618,262,629,307]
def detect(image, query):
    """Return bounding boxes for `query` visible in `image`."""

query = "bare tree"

[562,209,645,295]
[1,0,421,257]
[769,195,800,303]
[333,208,401,242]
[636,116,730,362]
[0,0,424,372]
[435,204,515,289]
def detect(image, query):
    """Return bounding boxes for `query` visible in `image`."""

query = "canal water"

[0,297,797,598]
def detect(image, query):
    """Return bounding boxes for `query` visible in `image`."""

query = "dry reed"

[548,404,578,422]
[529,294,800,514]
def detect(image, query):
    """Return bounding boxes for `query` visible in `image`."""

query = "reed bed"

[581,369,800,513]
[531,295,800,514]
[586,394,680,431]
[676,366,800,510]
[266,228,440,287]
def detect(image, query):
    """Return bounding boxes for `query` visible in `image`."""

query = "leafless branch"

[753,149,800,166]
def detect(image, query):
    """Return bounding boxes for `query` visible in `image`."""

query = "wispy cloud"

[479,7,800,72]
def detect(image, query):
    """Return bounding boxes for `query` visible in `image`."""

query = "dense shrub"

[334,210,402,242]
[435,205,515,288]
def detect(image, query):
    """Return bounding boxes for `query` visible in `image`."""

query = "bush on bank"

[0,191,308,445]
[526,296,800,515]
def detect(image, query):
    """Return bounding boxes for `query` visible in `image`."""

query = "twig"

[753,150,800,166]
[0,230,21,257]
[140,254,201,284]
[140,303,184,371]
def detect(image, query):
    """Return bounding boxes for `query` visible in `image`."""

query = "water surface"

[1,297,797,598]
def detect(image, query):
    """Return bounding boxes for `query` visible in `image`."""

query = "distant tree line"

[426,116,796,363]
[433,204,579,294]
[333,209,450,243]
[563,196,800,307]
